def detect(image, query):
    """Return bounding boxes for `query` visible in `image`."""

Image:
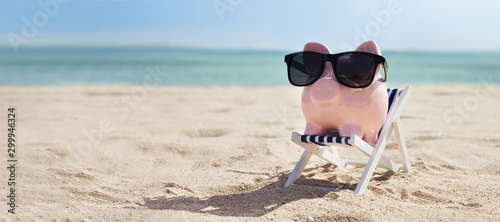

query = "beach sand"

[1,85,499,221]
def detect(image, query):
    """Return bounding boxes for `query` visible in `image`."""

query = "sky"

[0,0,499,52]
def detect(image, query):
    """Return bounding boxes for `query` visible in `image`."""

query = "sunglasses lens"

[336,53,377,88]
[289,52,323,86]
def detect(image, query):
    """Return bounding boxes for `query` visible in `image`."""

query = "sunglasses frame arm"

[380,60,388,82]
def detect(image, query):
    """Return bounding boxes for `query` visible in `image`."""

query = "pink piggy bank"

[288,41,388,144]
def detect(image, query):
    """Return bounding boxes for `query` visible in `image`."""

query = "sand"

[1,84,499,221]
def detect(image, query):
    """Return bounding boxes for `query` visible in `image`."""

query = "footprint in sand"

[161,182,194,195]
[66,187,127,204]
[185,129,230,138]
[459,202,483,208]
[54,169,95,183]
[411,190,453,204]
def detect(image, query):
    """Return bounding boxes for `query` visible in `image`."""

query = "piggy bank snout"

[310,78,341,105]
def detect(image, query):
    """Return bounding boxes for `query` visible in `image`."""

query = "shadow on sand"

[143,166,394,217]
[143,174,338,217]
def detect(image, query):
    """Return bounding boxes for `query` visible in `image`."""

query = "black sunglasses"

[284,51,388,88]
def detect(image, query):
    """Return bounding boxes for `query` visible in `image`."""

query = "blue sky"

[0,0,499,52]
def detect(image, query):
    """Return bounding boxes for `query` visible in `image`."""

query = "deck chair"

[285,86,411,194]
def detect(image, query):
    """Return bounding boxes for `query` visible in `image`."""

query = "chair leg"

[285,150,312,187]
[354,138,389,194]
[393,118,411,173]
[350,133,400,172]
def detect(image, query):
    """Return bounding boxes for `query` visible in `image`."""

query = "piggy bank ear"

[303,42,331,54]
[356,41,381,55]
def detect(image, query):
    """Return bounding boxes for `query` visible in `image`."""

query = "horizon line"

[1,44,500,54]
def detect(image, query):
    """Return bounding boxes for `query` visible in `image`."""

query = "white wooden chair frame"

[285,86,412,194]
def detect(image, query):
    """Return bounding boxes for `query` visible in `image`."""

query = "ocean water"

[1,47,499,86]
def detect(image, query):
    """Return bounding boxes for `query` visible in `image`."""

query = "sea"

[1,47,499,86]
